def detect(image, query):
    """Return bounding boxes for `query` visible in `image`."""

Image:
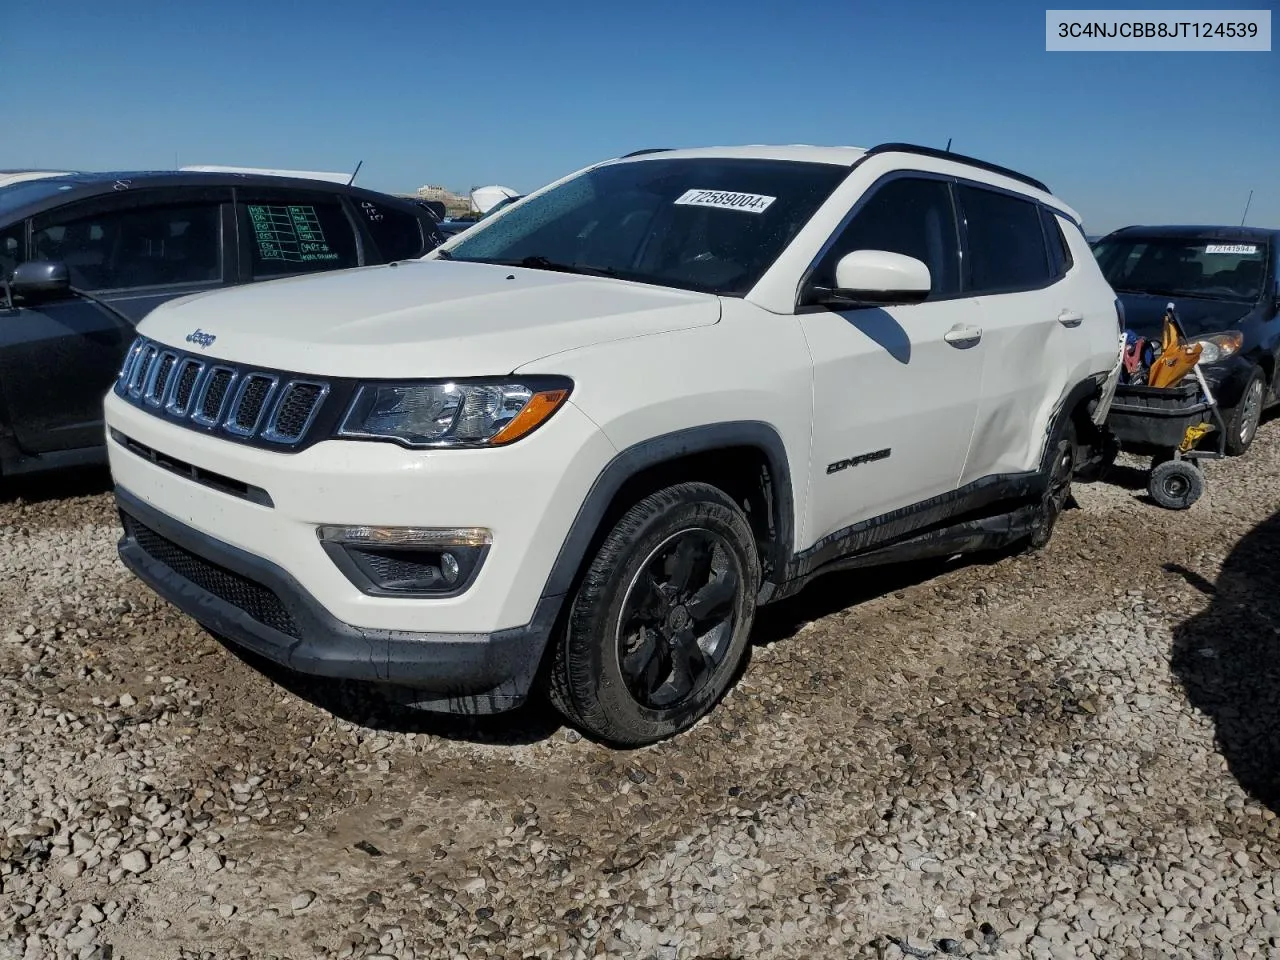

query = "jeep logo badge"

[185,329,216,349]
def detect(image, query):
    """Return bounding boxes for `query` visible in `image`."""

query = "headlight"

[337,377,572,448]
[1189,331,1243,364]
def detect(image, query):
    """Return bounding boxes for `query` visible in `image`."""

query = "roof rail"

[864,142,1049,193]
[621,148,673,158]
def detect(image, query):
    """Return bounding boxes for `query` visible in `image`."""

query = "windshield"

[444,157,850,296]
[1094,236,1270,302]
[0,179,79,218]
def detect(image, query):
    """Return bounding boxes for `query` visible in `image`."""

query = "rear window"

[957,185,1052,292]
[1093,236,1269,302]
[242,200,359,279]
[355,199,428,261]
[1041,206,1074,278]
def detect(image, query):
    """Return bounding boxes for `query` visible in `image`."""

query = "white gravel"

[1,423,1279,959]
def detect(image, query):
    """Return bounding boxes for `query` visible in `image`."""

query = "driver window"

[815,177,961,298]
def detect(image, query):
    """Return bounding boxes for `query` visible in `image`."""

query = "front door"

[798,174,983,547]
[0,189,229,453]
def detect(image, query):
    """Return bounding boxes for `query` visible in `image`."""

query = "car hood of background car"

[1118,291,1262,341]
[137,260,721,378]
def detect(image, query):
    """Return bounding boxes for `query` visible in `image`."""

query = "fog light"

[440,552,460,585]
[316,525,491,596]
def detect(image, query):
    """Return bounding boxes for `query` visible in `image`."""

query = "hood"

[1118,291,1260,340]
[137,259,721,378]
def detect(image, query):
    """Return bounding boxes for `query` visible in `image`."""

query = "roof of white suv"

[607,142,1075,222]
[615,145,871,166]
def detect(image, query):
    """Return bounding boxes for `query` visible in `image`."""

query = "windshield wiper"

[432,248,453,260]
[488,255,619,279]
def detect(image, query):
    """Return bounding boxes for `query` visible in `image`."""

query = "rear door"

[953,182,1078,485]
[0,187,230,453]
[232,187,363,283]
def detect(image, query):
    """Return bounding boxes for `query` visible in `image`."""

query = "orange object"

[1145,309,1202,388]
[489,389,571,445]
[1148,341,1202,388]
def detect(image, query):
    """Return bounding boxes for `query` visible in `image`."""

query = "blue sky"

[4,0,1276,233]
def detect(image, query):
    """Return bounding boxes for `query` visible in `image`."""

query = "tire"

[1028,421,1076,551]
[1223,366,1266,456]
[1149,459,1204,510]
[1074,428,1118,484]
[547,482,761,747]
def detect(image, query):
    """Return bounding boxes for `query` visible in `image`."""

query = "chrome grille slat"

[224,374,278,436]
[262,381,329,443]
[192,367,238,426]
[126,344,158,397]
[115,337,329,448]
[144,352,178,407]
[165,358,205,417]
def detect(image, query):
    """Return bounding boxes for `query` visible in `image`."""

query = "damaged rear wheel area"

[1028,421,1077,551]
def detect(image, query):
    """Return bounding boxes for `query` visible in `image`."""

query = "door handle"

[944,324,982,348]
[1058,309,1084,328]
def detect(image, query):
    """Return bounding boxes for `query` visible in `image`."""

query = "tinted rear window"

[958,185,1052,292]
[355,199,428,261]
[242,200,360,279]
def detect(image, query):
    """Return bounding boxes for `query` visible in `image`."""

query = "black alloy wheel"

[547,482,761,746]
[616,528,741,709]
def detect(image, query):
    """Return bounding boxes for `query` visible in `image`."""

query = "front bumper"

[115,486,557,713]
[1197,354,1257,408]
[103,384,617,713]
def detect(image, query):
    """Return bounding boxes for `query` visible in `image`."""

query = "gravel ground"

[2,422,1279,960]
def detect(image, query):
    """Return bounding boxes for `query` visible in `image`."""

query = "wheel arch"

[538,421,797,608]
[1051,372,1111,476]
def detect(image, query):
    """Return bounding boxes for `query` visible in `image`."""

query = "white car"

[104,142,1123,746]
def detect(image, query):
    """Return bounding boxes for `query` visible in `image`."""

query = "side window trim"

[953,181,1055,297]
[795,169,966,310]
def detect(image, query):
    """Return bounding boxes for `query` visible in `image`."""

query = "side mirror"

[11,260,71,299]
[810,250,932,307]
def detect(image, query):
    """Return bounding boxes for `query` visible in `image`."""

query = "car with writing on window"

[0,171,444,478]
[105,142,1122,745]
[1093,225,1279,455]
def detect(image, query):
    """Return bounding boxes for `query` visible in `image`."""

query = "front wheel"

[547,482,761,746]
[1223,366,1266,456]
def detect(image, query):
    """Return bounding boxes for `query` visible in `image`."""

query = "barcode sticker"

[674,189,776,214]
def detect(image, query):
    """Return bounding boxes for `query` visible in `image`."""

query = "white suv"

[104,143,1123,746]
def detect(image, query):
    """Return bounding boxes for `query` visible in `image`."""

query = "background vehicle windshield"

[445,157,850,295]
[1094,236,1269,302]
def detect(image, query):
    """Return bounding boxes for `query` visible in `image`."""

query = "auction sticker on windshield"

[1205,244,1258,255]
[674,189,777,214]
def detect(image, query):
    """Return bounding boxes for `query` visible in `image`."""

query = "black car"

[0,171,444,477]
[1093,225,1279,455]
